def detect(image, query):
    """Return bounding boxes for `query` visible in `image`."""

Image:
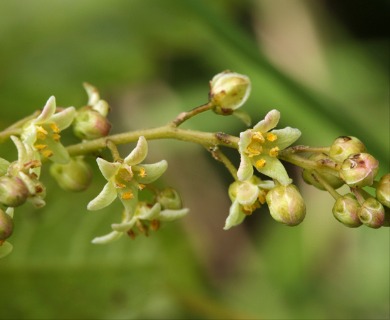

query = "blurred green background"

[0,0,389,319]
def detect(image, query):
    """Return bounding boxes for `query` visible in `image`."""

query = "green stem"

[311,170,340,200]
[170,102,214,127]
[67,125,239,157]
[209,147,238,180]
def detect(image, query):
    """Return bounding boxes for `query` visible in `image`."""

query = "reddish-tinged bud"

[266,184,306,226]
[73,106,111,140]
[0,209,13,241]
[0,176,29,207]
[376,174,390,208]
[358,198,385,228]
[339,153,379,187]
[329,136,366,163]
[332,194,362,227]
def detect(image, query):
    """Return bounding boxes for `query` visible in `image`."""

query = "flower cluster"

[88,136,188,243]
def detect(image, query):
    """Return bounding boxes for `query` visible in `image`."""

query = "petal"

[87,182,117,210]
[237,154,253,181]
[138,203,161,220]
[91,231,123,244]
[238,130,252,153]
[36,96,56,123]
[10,136,27,165]
[224,200,246,230]
[118,184,139,214]
[124,136,148,165]
[158,208,189,221]
[83,82,100,106]
[271,127,301,150]
[253,109,280,132]
[21,124,38,146]
[111,218,136,232]
[134,160,168,184]
[50,107,76,131]
[236,181,259,206]
[96,158,120,181]
[255,155,292,185]
[46,140,70,164]
[232,110,251,127]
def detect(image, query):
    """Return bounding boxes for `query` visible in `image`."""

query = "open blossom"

[237,109,301,185]
[92,202,189,244]
[21,96,76,164]
[87,136,167,216]
[224,176,274,230]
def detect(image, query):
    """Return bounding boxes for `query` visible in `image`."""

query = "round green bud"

[209,71,251,114]
[0,176,29,207]
[339,153,379,187]
[329,136,366,163]
[0,208,13,241]
[73,106,111,140]
[157,187,183,210]
[302,154,343,191]
[376,174,390,208]
[266,184,306,226]
[50,158,93,192]
[332,194,362,227]
[358,198,385,228]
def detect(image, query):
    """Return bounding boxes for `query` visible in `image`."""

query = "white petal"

[236,181,259,206]
[96,158,120,180]
[237,155,253,181]
[91,231,123,244]
[124,136,148,165]
[158,208,189,221]
[36,96,56,123]
[87,182,117,210]
[50,107,76,131]
[271,127,301,150]
[253,109,280,132]
[111,218,136,232]
[135,160,168,184]
[0,241,13,258]
[138,203,161,220]
[224,201,246,230]
[256,155,292,186]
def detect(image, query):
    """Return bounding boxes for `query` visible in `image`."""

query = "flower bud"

[209,71,251,114]
[376,174,390,208]
[50,157,93,192]
[266,184,306,226]
[0,176,29,207]
[73,106,111,140]
[329,136,366,163]
[157,187,183,210]
[0,209,13,241]
[302,154,343,191]
[339,153,379,187]
[358,198,385,228]
[332,194,362,227]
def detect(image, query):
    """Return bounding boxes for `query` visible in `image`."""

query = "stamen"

[121,191,134,200]
[50,123,60,133]
[115,182,126,189]
[34,144,48,151]
[118,167,133,182]
[247,146,262,157]
[252,132,265,143]
[138,184,146,190]
[41,149,53,158]
[255,159,266,168]
[269,146,280,157]
[52,133,61,142]
[266,132,278,142]
[138,167,147,178]
[127,229,136,239]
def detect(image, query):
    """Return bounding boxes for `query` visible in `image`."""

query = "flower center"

[245,131,280,169]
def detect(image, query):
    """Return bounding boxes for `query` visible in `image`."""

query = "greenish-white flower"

[224,176,274,230]
[21,96,76,164]
[237,109,301,185]
[88,136,167,216]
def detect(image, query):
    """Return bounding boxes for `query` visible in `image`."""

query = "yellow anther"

[247,146,262,157]
[52,133,61,142]
[138,184,146,190]
[118,168,133,182]
[36,126,48,135]
[255,158,266,168]
[258,193,266,204]
[138,167,147,178]
[121,191,134,200]
[266,132,278,142]
[269,146,280,157]
[41,149,53,158]
[34,144,48,151]
[50,123,60,133]
[252,131,265,143]
[115,182,126,189]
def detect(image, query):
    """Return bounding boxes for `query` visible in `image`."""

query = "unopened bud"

[209,71,251,114]
[376,174,390,208]
[50,157,93,192]
[73,106,111,140]
[266,184,306,226]
[339,153,379,187]
[329,136,366,163]
[0,209,13,241]
[0,176,29,207]
[358,198,385,228]
[302,154,343,190]
[157,187,183,210]
[332,194,362,227]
